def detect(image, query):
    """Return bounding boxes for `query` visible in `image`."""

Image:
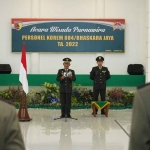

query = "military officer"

[56,58,76,118]
[90,56,110,115]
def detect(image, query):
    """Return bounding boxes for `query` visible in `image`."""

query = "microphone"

[65,69,68,77]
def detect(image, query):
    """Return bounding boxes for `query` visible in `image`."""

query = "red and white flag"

[19,43,28,94]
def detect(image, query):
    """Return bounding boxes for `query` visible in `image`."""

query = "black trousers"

[93,88,106,113]
[60,93,71,116]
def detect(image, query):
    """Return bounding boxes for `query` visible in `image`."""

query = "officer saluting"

[56,58,76,118]
[90,56,110,115]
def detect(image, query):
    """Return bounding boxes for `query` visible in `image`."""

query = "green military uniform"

[56,58,76,117]
[90,56,110,114]
[129,83,150,150]
[0,100,25,150]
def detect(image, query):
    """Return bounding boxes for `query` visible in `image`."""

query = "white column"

[146,0,150,82]
[95,0,105,18]
[95,0,105,66]
[30,0,41,74]
[31,0,41,17]
[30,53,40,74]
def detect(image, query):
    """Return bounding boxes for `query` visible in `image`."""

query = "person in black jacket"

[129,83,150,150]
[0,100,25,150]
[90,56,110,115]
[56,58,76,118]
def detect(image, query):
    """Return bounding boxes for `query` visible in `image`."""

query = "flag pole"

[18,42,32,121]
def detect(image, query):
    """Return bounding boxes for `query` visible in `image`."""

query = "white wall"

[0,0,146,75]
[146,0,150,82]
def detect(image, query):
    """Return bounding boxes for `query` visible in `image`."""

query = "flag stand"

[18,90,32,122]
[18,42,31,121]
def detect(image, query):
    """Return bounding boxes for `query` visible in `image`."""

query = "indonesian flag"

[19,43,28,94]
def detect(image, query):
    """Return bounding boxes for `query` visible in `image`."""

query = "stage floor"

[19,109,132,150]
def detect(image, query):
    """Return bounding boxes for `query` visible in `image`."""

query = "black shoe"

[67,115,71,118]
[60,115,65,118]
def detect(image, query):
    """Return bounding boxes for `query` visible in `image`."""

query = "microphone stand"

[54,69,77,122]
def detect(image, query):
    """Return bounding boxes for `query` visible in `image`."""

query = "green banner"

[12,18,125,52]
